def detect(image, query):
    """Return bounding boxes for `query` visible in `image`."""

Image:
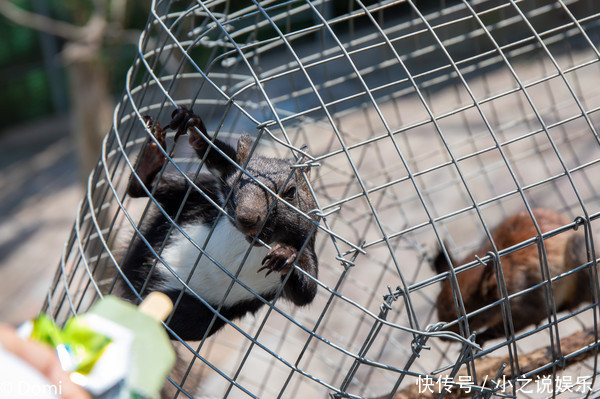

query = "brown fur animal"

[433,209,592,345]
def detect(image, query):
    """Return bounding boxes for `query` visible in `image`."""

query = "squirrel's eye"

[283,186,296,200]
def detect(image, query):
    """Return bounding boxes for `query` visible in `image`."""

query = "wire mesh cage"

[43,0,600,398]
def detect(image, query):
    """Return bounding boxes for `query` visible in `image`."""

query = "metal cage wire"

[43,0,600,398]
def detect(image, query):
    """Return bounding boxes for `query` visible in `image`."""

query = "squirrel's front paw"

[258,244,297,276]
[140,116,167,167]
[167,106,208,145]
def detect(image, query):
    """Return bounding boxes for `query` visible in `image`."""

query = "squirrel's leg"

[127,116,168,198]
[259,244,318,306]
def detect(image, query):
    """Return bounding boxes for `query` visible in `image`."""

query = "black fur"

[119,108,319,340]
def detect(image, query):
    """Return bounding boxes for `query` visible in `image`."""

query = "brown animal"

[433,209,592,345]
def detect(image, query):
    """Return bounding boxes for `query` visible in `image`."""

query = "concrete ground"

[0,115,82,325]
[1,43,598,398]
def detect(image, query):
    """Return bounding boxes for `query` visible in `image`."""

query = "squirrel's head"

[226,134,317,247]
[432,246,495,332]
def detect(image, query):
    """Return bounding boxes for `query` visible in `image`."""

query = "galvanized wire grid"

[42,0,600,398]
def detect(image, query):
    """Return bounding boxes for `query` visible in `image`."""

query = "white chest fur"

[156,217,281,307]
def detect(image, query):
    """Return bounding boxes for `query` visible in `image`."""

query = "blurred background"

[0,0,149,324]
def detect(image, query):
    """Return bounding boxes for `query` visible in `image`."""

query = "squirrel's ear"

[303,165,311,180]
[432,243,454,274]
[237,133,253,165]
[480,267,498,297]
[298,144,311,179]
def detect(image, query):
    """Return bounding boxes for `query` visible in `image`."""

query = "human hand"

[0,324,90,399]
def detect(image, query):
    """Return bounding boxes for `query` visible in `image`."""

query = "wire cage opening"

[44,0,600,398]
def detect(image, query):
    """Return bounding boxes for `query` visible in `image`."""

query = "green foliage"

[0,0,149,130]
[0,2,53,128]
[1,68,54,122]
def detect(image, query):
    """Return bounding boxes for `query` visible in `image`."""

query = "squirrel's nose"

[235,209,262,231]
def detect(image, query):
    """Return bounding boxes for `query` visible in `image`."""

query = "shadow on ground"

[0,116,83,324]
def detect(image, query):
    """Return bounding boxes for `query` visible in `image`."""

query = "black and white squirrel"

[120,107,319,341]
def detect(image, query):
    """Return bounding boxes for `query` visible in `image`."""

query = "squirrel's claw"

[258,244,297,276]
[139,115,167,165]
[142,116,167,149]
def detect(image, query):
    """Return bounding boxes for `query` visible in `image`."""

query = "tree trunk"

[66,59,114,183]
